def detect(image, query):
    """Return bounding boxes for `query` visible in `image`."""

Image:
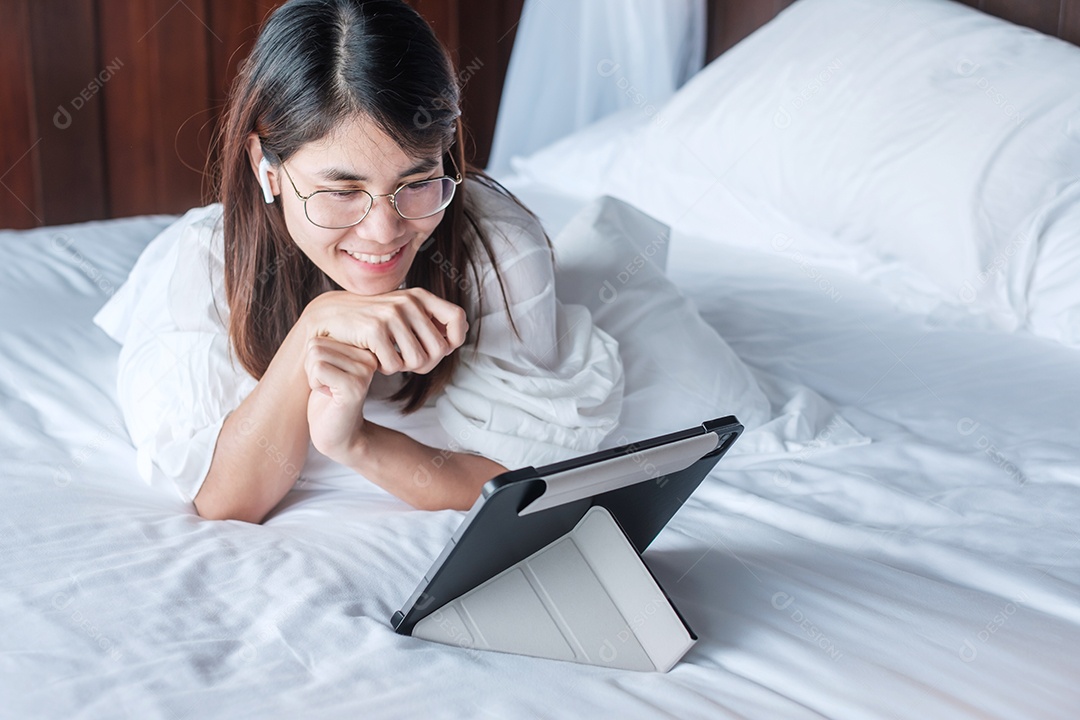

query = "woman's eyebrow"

[317,158,440,183]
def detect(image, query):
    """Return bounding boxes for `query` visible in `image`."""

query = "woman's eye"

[328,190,359,201]
[398,182,428,196]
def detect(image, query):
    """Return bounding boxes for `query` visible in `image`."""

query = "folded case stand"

[413,505,694,671]
[392,418,743,672]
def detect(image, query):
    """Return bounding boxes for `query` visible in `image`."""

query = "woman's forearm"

[194,289,503,519]
[194,312,314,523]
[346,422,508,511]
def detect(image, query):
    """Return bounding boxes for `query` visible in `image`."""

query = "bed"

[4,0,1080,717]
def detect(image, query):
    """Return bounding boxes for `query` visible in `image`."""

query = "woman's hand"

[304,289,468,375]
[304,336,380,464]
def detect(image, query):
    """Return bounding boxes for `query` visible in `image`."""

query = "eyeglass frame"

[274,155,463,229]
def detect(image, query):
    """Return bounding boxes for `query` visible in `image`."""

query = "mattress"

[2,181,1078,718]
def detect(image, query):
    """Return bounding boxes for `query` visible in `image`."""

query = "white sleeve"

[436,206,625,470]
[94,206,257,503]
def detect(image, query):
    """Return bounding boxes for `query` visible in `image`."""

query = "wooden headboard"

[1,0,522,230]
[2,0,1077,230]
[705,0,1080,60]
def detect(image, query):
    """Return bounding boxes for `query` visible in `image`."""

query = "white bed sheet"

[2,183,1079,719]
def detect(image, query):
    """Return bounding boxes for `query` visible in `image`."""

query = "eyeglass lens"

[306,177,456,228]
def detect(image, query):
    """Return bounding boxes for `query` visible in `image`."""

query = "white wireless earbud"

[258,157,275,204]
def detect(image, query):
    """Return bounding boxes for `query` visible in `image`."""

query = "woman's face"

[270,115,447,296]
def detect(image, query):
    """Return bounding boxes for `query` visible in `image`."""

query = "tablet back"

[392,416,742,635]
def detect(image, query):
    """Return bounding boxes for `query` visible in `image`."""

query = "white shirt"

[92,180,624,503]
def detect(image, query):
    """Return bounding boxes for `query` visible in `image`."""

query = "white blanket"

[2,194,1078,718]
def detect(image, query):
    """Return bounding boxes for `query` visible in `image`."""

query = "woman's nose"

[355,194,404,244]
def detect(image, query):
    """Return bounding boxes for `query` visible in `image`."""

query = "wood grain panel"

[0,0,41,228]
[6,0,1078,229]
[706,0,1080,60]
[1062,0,1080,44]
[206,1,285,201]
[153,0,213,212]
[406,0,524,167]
[2,0,527,227]
[207,2,282,108]
[707,0,796,61]
[29,0,108,224]
[409,0,460,57]
[100,0,216,218]
[456,0,525,167]
[98,1,166,218]
[979,0,1062,35]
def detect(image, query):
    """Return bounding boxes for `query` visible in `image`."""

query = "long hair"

[215,0,527,413]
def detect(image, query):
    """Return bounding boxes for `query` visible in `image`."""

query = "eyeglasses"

[276,159,462,229]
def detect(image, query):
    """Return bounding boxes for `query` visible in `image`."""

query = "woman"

[94,0,624,523]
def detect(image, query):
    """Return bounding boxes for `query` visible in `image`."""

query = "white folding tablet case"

[392,417,743,672]
[414,506,695,671]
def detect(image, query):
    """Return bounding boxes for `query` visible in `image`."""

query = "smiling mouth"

[343,246,404,264]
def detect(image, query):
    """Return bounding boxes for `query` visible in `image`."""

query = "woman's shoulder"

[169,202,226,258]
[142,203,227,298]
[131,203,225,276]
[94,204,227,344]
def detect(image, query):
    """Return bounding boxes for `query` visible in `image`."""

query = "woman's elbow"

[193,492,268,524]
[409,494,473,513]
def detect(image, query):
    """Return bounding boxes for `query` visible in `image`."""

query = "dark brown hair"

[215,0,528,413]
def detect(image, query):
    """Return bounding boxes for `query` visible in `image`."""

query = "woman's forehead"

[294,115,440,181]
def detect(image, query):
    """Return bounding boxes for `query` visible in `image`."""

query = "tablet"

[391,416,743,639]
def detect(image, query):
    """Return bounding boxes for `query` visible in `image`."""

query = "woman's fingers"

[381,288,467,358]
[304,339,380,462]
[423,298,469,349]
[305,288,469,375]
[307,361,354,404]
[364,330,408,375]
[370,295,455,375]
[389,305,453,375]
[385,316,429,374]
[402,290,469,371]
[305,338,379,400]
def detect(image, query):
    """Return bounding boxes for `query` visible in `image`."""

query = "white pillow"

[510,106,649,198]
[551,196,771,445]
[1026,180,1080,346]
[519,0,1080,334]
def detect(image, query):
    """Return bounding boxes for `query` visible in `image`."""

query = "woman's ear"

[245,134,279,203]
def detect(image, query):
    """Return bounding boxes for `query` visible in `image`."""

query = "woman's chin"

[341,279,397,296]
